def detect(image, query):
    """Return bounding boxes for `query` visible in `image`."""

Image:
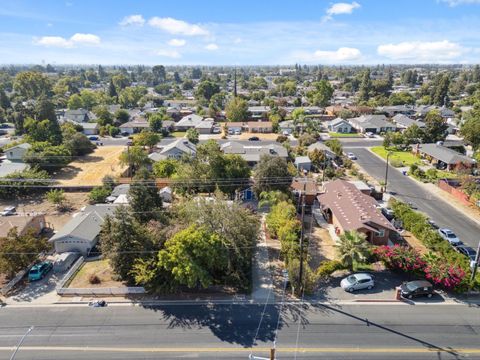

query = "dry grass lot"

[238,132,279,140]
[68,259,126,288]
[55,146,127,186]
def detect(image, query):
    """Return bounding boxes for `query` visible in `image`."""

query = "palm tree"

[335,230,371,271]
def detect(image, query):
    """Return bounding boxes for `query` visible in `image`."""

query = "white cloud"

[156,49,182,58]
[69,33,100,45]
[439,0,480,6]
[327,1,361,15]
[377,40,465,61]
[294,47,362,63]
[119,14,145,27]
[205,43,219,51]
[167,38,186,47]
[34,33,101,48]
[148,17,209,36]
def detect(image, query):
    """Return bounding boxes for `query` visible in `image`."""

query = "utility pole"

[298,179,306,294]
[470,241,480,284]
[10,326,33,360]
[384,151,391,193]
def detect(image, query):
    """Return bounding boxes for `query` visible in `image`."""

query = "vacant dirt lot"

[55,146,127,186]
[238,132,279,140]
[69,259,126,288]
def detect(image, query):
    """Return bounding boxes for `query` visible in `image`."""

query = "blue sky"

[0,0,480,65]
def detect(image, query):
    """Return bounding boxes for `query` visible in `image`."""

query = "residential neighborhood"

[0,0,480,359]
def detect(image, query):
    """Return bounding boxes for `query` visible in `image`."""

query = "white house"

[149,139,197,161]
[119,120,150,134]
[175,114,203,131]
[327,118,352,133]
[5,143,31,161]
[81,122,99,135]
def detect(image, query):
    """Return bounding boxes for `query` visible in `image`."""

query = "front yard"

[68,259,126,288]
[371,146,422,167]
[328,132,362,138]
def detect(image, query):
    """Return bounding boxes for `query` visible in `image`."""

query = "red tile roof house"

[317,179,395,245]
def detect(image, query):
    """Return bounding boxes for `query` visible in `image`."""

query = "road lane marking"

[0,346,478,354]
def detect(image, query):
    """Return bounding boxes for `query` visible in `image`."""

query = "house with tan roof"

[317,179,395,245]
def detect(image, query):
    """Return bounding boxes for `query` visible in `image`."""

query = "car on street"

[340,273,375,292]
[427,219,439,229]
[28,261,53,281]
[0,206,16,216]
[234,130,241,135]
[365,132,375,138]
[88,136,99,141]
[346,152,357,160]
[212,127,221,134]
[400,280,434,299]
[248,136,260,141]
[381,207,394,220]
[126,140,133,146]
[455,245,477,262]
[438,228,461,245]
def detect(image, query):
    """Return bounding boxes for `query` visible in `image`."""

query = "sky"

[0,0,480,65]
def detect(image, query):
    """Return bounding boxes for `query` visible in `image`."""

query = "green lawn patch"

[328,132,362,138]
[170,131,187,138]
[371,146,422,167]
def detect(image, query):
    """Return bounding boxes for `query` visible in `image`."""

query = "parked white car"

[0,206,16,216]
[340,273,375,292]
[347,152,357,160]
[438,228,461,244]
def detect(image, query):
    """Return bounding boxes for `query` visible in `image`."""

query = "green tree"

[133,131,160,149]
[158,225,227,288]
[24,142,71,171]
[389,91,415,105]
[94,106,113,126]
[100,206,152,282]
[13,71,52,99]
[0,229,49,278]
[309,148,327,170]
[152,65,166,85]
[108,78,117,98]
[422,110,448,143]
[119,145,151,175]
[89,186,111,204]
[335,230,371,271]
[128,168,163,223]
[225,97,248,122]
[148,113,163,133]
[253,155,291,195]
[118,86,147,108]
[46,189,66,210]
[186,128,199,144]
[307,80,334,107]
[460,110,480,151]
[67,94,83,109]
[325,139,343,158]
[153,158,178,178]
[114,109,130,124]
[403,124,424,146]
[358,69,372,103]
[0,167,49,199]
[195,80,220,103]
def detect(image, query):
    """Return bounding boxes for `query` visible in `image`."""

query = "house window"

[376,229,385,237]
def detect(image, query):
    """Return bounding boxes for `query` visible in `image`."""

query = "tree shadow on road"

[142,303,317,347]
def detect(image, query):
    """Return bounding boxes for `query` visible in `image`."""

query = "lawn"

[170,131,187,138]
[371,146,422,167]
[328,132,362,138]
[68,259,126,288]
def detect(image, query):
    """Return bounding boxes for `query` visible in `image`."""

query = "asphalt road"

[0,303,479,359]
[352,147,480,249]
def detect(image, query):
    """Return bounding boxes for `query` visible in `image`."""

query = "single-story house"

[81,122,99,136]
[49,204,119,255]
[248,106,270,120]
[106,184,130,203]
[392,114,425,130]
[175,114,203,131]
[279,120,306,135]
[220,141,288,166]
[415,105,455,119]
[294,156,312,172]
[247,121,273,133]
[5,143,31,161]
[318,179,395,245]
[149,139,197,161]
[65,109,91,123]
[348,115,397,134]
[327,118,352,133]
[119,120,150,134]
[161,120,175,132]
[377,105,415,117]
[307,142,336,160]
[195,119,214,134]
[291,178,318,206]
[0,214,46,238]
[413,143,476,171]
[225,122,244,134]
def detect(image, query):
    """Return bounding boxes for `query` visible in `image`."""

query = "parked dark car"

[455,245,477,262]
[88,135,99,141]
[248,136,260,141]
[381,207,394,220]
[400,280,434,299]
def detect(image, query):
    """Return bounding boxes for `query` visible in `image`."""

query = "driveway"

[7,269,63,304]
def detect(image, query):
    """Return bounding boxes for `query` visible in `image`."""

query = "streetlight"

[10,326,33,360]
[384,151,392,193]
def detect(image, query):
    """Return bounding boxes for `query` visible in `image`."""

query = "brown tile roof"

[247,121,272,128]
[317,179,394,233]
[0,215,44,238]
[291,178,318,195]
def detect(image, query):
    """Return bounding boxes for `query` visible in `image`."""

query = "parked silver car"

[340,273,375,292]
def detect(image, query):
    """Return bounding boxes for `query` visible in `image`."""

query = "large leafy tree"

[307,80,334,107]
[128,168,163,223]
[158,225,227,289]
[253,155,291,195]
[358,69,372,103]
[195,80,220,103]
[422,110,448,143]
[119,145,151,175]
[0,229,49,278]
[460,109,480,151]
[100,206,152,282]
[335,230,371,270]
[24,142,71,171]
[13,71,52,99]
[153,158,178,178]
[133,131,160,149]
[325,139,343,158]
[186,128,199,144]
[225,97,248,122]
